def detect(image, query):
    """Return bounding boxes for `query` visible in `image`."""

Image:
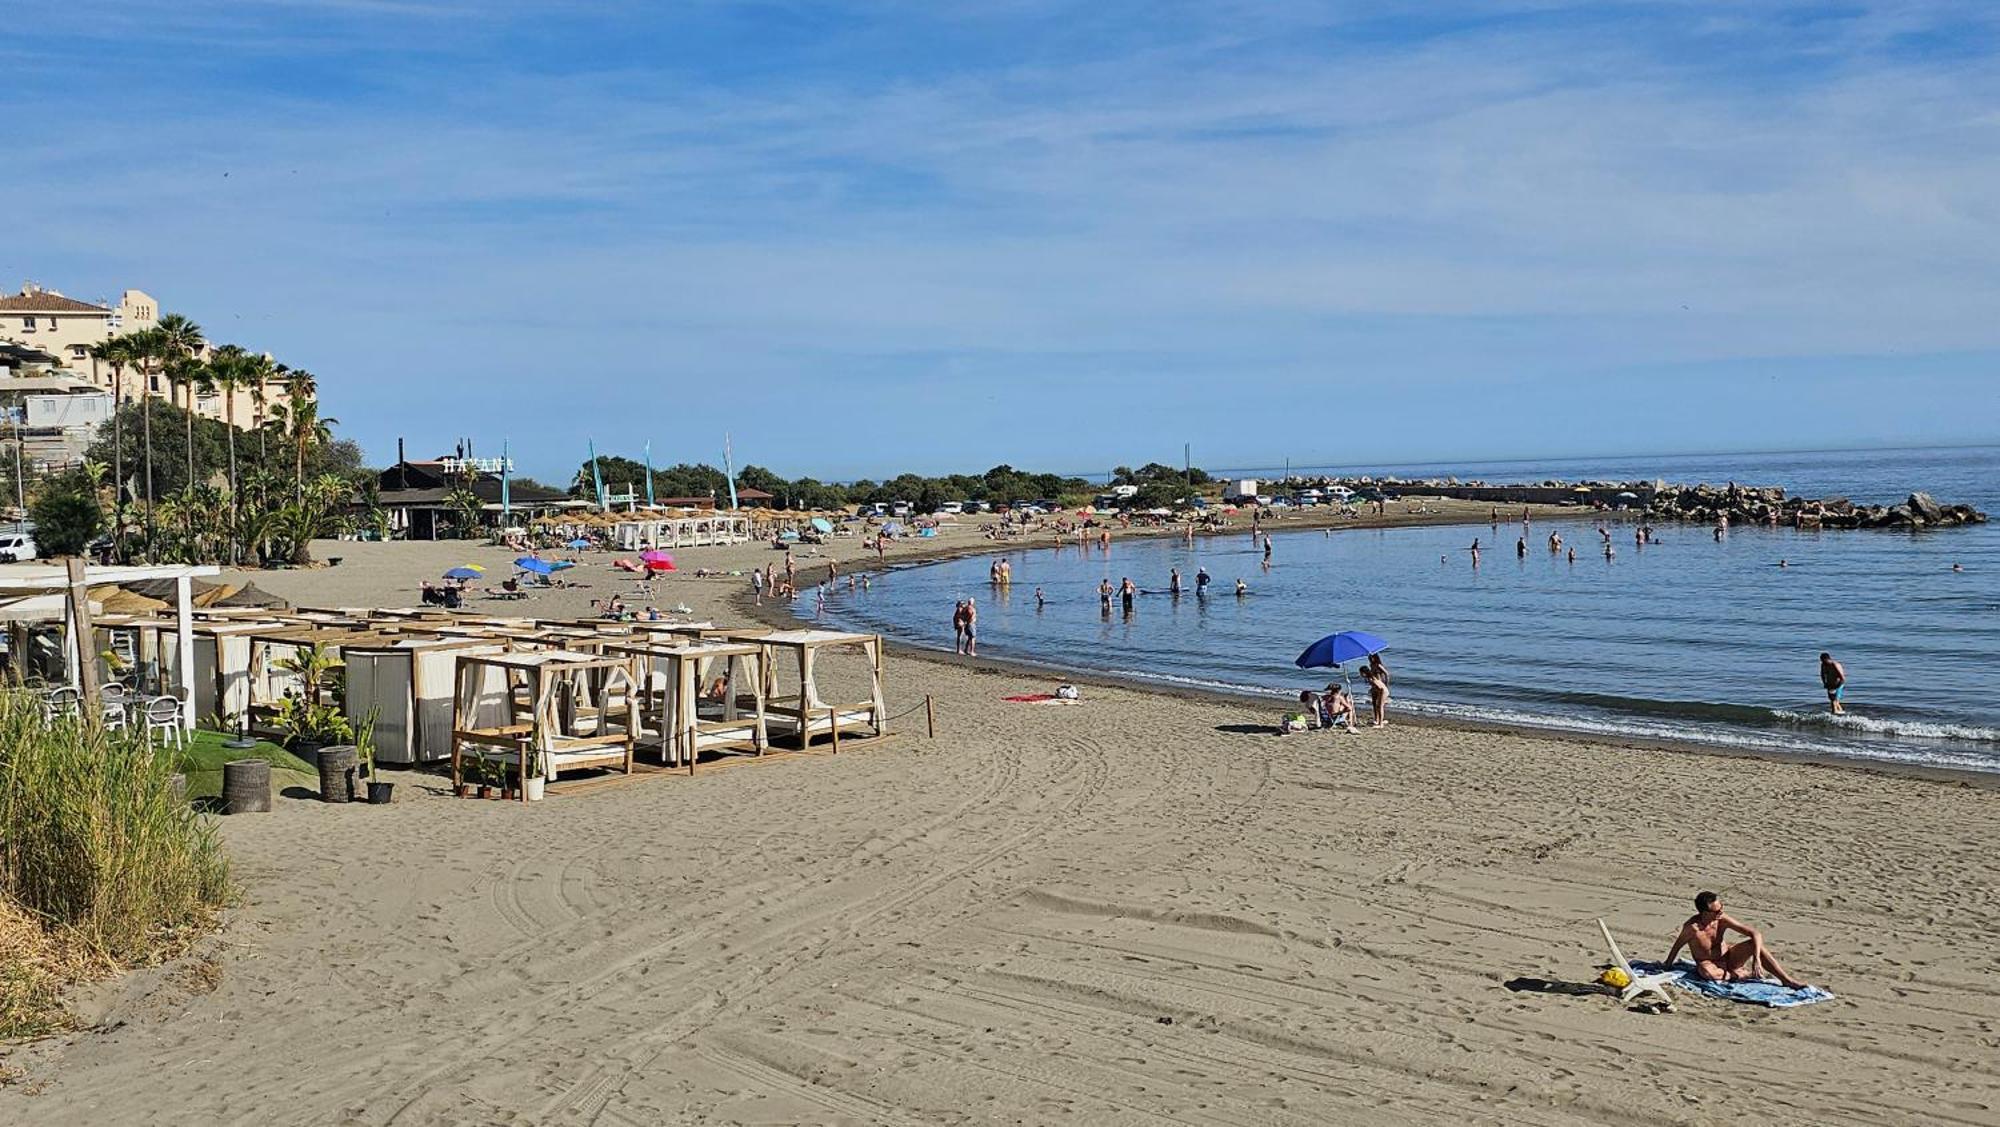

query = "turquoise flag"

[501,438,511,522]
[644,442,655,507]
[589,438,606,510]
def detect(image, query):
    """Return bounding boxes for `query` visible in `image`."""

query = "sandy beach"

[4,513,1998,1126]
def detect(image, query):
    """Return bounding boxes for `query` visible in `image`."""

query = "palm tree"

[123,327,166,558]
[155,313,206,497]
[205,345,262,562]
[163,355,209,496]
[88,337,136,559]
[270,392,334,505]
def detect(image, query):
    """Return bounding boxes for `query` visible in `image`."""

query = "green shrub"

[0,690,231,1033]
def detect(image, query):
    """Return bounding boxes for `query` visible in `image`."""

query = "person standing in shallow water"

[1820,652,1847,715]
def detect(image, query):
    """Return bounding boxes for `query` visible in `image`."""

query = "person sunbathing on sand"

[1666,891,1810,989]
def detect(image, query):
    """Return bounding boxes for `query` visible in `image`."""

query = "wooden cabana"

[345,635,509,764]
[613,640,768,773]
[730,629,886,747]
[450,650,640,799]
[190,619,288,728]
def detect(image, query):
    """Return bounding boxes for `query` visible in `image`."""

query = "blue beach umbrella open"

[514,557,557,576]
[810,517,834,534]
[567,537,593,550]
[442,566,484,581]
[1295,630,1389,669]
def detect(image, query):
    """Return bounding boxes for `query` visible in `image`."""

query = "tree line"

[569,457,1211,513]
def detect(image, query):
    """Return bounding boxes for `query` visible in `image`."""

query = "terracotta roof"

[736,487,774,499]
[0,292,111,314]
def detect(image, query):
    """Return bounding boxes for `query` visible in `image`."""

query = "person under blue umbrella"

[1296,630,1391,728]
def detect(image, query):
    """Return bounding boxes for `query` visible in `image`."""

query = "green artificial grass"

[174,731,318,802]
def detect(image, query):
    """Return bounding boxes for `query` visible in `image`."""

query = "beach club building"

[375,455,569,540]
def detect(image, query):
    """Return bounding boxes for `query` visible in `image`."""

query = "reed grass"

[0,690,231,1039]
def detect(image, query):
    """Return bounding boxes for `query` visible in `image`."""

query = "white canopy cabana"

[0,561,220,728]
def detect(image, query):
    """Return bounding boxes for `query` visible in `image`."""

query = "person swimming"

[1234,578,1248,596]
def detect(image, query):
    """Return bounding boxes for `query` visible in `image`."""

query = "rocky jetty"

[1644,484,1987,531]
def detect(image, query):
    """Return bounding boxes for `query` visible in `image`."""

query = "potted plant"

[273,696,353,767]
[353,707,393,805]
[273,642,346,763]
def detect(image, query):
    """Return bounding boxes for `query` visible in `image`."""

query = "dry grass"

[0,692,232,1041]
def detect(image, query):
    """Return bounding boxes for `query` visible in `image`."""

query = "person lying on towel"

[1666,891,1810,990]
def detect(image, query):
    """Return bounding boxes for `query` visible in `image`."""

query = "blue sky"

[4,1,1997,481]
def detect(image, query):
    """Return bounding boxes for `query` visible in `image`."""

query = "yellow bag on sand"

[1599,967,1632,990]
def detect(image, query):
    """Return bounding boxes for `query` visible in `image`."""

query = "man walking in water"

[1820,652,1847,715]
[1665,891,1810,989]
[962,597,978,657]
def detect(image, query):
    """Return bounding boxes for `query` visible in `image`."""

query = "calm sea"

[814,447,2000,773]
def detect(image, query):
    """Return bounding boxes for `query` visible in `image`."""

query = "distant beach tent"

[882,522,904,536]
[442,566,485,581]
[640,550,677,572]
[1295,630,1389,669]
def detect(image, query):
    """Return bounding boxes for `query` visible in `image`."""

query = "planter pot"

[366,781,394,805]
[454,783,469,798]
[524,776,545,802]
[291,739,327,770]
[476,785,491,799]
[501,786,517,801]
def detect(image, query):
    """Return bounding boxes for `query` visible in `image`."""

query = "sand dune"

[4,524,1996,1125]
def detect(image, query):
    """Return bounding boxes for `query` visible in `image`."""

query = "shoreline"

[753,516,2000,792]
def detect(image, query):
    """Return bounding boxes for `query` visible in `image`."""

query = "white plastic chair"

[42,686,80,723]
[1597,918,1679,1005]
[142,696,188,750]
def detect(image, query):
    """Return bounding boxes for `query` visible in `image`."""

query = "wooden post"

[828,706,840,754]
[925,694,936,739]
[65,558,101,710]
[176,576,196,729]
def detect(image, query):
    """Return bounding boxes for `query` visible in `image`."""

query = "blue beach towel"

[1631,961,1835,1008]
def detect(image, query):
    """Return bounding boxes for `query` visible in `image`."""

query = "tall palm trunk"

[110,362,126,562]
[224,390,239,564]
[142,390,155,559]
[183,381,196,494]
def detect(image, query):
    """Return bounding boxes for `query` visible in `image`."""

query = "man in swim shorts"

[1665,891,1810,989]
[1819,651,1846,715]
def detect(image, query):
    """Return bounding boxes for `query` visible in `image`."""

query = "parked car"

[0,531,36,562]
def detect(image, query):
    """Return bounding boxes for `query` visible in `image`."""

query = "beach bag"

[1055,684,1080,701]
[1280,712,1309,733]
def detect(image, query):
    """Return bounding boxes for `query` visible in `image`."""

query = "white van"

[0,531,37,562]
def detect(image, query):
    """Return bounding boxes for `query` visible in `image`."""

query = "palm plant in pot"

[272,642,347,765]
[353,707,394,805]
[272,695,353,768]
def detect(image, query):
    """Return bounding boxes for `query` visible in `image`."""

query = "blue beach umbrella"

[442,566,484,581]
[567,537,593,550]
[1295,631,1389,669]
[810,517,834,534]
[515,557,557,576]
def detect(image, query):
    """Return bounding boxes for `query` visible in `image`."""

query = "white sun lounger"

[1597,918,1679,1005]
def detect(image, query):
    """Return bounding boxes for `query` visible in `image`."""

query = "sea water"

[814,447,2000,773]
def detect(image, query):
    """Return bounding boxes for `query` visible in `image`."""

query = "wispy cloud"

[3,2,1997,475]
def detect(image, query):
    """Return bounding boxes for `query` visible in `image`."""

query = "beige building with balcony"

[0,282,285,431]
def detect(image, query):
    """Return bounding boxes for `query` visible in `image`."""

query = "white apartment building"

[0,283,283,430]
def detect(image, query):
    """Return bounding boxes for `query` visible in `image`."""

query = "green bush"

[0,691,230,980]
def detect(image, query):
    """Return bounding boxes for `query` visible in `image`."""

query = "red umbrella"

[640,550,676,572]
